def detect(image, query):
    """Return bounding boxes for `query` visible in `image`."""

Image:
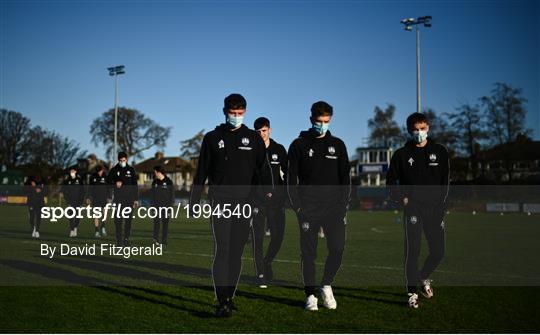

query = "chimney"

[155,151,164,160]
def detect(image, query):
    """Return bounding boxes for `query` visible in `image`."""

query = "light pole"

[107,65,125,163]
[401,16,432,114]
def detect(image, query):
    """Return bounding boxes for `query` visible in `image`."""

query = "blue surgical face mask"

[411,130,428,143]
[227,115,244,128]
[312,122,330,135]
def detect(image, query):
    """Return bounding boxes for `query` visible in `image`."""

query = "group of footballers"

[25,93,449,316]
[26,154,173,247]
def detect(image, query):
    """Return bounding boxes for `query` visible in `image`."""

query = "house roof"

[478,140,540,161]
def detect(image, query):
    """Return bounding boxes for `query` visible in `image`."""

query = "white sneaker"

[94,231,101,238]
[421,279,434,298]
[320,285,337,309]
[73,227,78,237]
[101,227,107,237]
[31,228,36,238]
[69,230,74,237]
[408,293,419,309]
[35,231,40,238]
[318,230,325,238]
[305,294,318,311]
[265,229,271,237]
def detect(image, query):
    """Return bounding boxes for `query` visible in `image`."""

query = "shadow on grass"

[0,259,214,317]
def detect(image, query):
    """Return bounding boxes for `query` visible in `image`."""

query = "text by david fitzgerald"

[40,243,163,259]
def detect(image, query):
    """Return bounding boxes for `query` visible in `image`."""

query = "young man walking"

[189,93,266,317]
[151,165,174,246]
[287,101,351,311]
[88,165,110,238]
[251,117,288,288]
[61,165,85,237]
[26,176,47,238]
[107,152,139,246]
[386,112,450,309]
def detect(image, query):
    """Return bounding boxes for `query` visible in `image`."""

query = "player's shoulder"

[391,145,408,159]
[328,133,346,147]
[429,140,449,155]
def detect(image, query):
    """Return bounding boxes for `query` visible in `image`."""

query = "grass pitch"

[1,205,539,333]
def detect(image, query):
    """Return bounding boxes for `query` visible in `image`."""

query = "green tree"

[367,104,402,148]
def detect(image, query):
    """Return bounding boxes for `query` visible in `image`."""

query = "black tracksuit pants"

[28,206,41,232]
[153,217,170,244]
[250,206,286,277]
[114,204,133,245]
[210,198,252,304]
[403,203,446,293]
[299,210,346,296]
[67,203,81,230]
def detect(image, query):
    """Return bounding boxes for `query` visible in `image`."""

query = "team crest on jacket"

[410,216,418,224]
[408,157,414,166]
[218,140,225,149]
[328,146,335,154]
[429,153,437,161]
[272,154,278,161]
[308,148,314,157]
[241,137,250,146]
[301,221,310,232]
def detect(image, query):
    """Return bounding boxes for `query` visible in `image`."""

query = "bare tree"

[90,107,171,160]
[180,129,205,160]
[448,103,487,178]
[0,109,31,168]
[481,82,530,146]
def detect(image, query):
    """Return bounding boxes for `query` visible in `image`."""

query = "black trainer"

[215,302,232,317]
[256,274,268,288]
[226,299,238,311]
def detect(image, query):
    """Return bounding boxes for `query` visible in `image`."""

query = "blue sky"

[1,0,539,162]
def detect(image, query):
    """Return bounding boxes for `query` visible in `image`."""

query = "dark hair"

[68,165,78,171]
[253,117,270,130]
[311,101,333,118]
[153,165,164,174]
[96,165,105,172]
[406,112,429,132]
[223,93,247,113]
[118,151,128,160]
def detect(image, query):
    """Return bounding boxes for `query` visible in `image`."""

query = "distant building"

[352,146,393,186]
[134,152,193,190]
[452,139,540,183]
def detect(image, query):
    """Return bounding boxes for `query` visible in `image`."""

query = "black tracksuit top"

[107,163,139,204]
[89,172,110,203]
[61,174,85,206]
[151,176,175,207]
[26,178,47,208]
[257,138,288,207]
[190,123,266,204]
[286,129,351,212]
[386,138,450,206]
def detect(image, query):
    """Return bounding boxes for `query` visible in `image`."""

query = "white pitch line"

[16,240,540,281]
[370,227,385,234]
[171,251,540,281]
